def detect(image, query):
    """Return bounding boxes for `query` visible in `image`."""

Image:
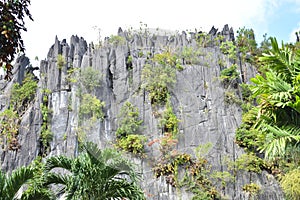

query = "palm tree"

[246,37,300,159]
[0,166,33,200]
[44,142,145,200]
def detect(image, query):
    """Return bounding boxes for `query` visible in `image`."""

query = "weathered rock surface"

[0,25,284,199]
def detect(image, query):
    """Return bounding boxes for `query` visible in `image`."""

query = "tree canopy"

[0,0,32,80]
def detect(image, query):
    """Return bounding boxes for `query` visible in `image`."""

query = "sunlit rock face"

[0,25,283,199]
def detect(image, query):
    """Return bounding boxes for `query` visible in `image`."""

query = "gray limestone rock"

[0,25,284,199]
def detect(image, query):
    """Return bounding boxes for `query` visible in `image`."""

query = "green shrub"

[116,134,147,155]
[108,35,126,46]
[40,101,53,149]
[126,55,133,66]
[57,54,66,69]
[280,168,300,200]
[180,46,202,65]
[115,102,146,155]
[196,32,212,48]
[240,83,253,102]
[152,50,183,71]
[211,171,234,188]
[66,67,79,84]
[160,101,180,136]
[233,153,265,173]
[79,94,105,121]
[0,108,20,150]
[79,66,102,92]
[141,48,184,105]
[242,183,260,195]
[220,64,239,85]
[153,152,192,179]
[224,91,242,105]
[235,107,261,150]
[142,63,176,105]
[116,102,143,138]
[220,41,237,61]
[236,27,257,63]
[10,73,37,110]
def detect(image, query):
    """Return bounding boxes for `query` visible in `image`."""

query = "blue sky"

[265,1,300,43]
[22,0,300,63]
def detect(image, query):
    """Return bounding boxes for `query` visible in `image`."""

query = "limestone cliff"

[0,25,284,199]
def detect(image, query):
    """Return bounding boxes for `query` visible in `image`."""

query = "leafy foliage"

[236,37,300,160]
[258,33,271,54]
[159,100,180,136]
[79,66,102,92]
[0,0,33,80]
[220,41,237,61]
[21,157,55,200]
[142,49,179,105]
[233,153,265,173]
[79,93,105,121]
[236,27,257,62]
[0,166,34,200]
[116,102,143,138]
[116,134,147,155]
[240,83,253,102]
[179,46,202,65]
[210,171,234,189]
[56,54,66,69]
[0,108,20,150]
[220,64,239,86]
[280,168,300,200]
[107,35,126,46]
[235,107,261,150]
[150,133,219,199]
[44,142,145,199]
[224,91,242,105]
[10,73,38,112]
[242,183,260,195]
[115,102,145,155]
[196,32,216,48]
[40,94,53,155]
[0,74,37,151]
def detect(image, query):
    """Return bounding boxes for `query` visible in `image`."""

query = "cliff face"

[0,25,284,199]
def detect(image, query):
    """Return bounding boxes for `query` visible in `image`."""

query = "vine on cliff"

[39,91,53,156]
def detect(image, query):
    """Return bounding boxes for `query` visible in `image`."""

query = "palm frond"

[82,142,104,164]
[101,180,145,200]
[0,170,5,196]
[259,124,300,160]
[45,156,72,172]
[259,37,295,82]
[4,166,34,199]
[44,172,69,186]
[20,188,55,200]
